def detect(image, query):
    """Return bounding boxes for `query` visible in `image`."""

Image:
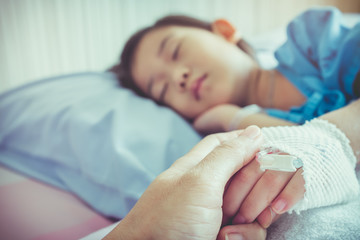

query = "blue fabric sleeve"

[275,7,346,94]
[270,7,360,123]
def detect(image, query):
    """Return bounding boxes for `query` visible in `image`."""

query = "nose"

[173,65,190,90]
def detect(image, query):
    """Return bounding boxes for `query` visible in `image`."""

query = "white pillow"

[0,72,201,218]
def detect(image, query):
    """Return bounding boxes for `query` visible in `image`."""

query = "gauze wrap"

[261,119,359,214]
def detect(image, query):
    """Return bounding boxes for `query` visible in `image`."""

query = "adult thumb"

[192,126,263,188]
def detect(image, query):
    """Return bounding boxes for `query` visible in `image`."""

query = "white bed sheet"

[83,168,360,240]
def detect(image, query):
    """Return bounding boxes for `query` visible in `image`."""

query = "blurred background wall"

[1,0,359,93]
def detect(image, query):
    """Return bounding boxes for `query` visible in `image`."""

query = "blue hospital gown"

[266,7,360,123]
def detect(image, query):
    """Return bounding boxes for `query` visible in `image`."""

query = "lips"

[191,73,207,101]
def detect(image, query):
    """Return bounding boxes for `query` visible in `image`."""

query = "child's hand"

[193,104,241,134]
[222,158,305,228]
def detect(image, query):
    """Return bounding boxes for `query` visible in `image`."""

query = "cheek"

[206,67,234,96]
[166,96,204,120]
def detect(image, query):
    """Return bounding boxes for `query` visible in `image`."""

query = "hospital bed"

[0,10,359,240]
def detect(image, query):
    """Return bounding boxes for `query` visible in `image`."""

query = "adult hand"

[193,104,241,134]
[104,126,266,240]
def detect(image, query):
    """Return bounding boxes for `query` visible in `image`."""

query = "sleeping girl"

[109,6,360,234]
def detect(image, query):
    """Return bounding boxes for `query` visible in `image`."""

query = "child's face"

[131,25,256,119]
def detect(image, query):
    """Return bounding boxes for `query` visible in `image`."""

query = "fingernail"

[265,207,277,228]
[272,199,287,213]
[242,125,261,139]
[226,233,244,240]
[270,206,277,220]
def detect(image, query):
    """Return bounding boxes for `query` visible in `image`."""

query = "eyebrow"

[158,34,173,56]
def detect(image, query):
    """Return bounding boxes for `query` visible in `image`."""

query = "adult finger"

[217,222,266,240]
[232,170,294,224]
[222,159,264,225]
[171,129,244,172]
[188,126,263,190]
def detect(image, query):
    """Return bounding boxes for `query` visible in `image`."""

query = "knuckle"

[209,142,240,160]
[203,133,218,143]
[238,201,256,222]
[220,140,239,150]
[179,170,201,187]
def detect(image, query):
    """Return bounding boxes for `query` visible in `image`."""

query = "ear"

[211,19,241,43]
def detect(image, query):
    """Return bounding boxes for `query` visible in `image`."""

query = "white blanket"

[267,167,360,240]
[82,168,360,240]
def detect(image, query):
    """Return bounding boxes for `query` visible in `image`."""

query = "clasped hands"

[105,126,305,240]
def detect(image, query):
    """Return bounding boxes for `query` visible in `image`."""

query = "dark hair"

[108,15,257,98]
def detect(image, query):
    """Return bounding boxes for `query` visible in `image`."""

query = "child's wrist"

[261,119,359,214]
[227,104,263,131]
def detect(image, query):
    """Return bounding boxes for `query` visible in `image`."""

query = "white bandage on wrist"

[228,104,262,131]
[261,119,359,214]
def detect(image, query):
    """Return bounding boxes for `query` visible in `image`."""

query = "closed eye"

[172,41,182,60]
[159,82,169,102]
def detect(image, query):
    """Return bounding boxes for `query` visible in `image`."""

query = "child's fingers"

[232,170,294,224]
[271,169,305,214]
[222,159,264,225]
[257,170,305,228]
[256,206,282,228]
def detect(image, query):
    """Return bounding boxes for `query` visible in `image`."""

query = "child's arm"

[193,104,294,134]
[320,98,360,163]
